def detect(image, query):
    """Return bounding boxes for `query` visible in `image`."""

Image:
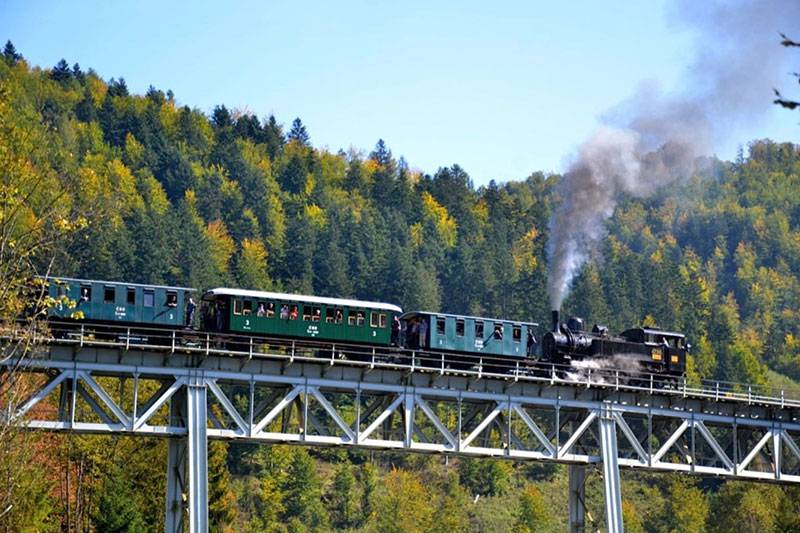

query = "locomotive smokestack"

[551,310,559,332]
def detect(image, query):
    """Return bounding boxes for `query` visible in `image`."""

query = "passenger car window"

[370,312,380,328]
[143,290,154,307]
[379,313,387,328]
[233,299,243,315]
[348,310,357,326]
[436,317,445,335]
[456,319,465,336]
[80,285,92,302]
[242,300,252,315]
[475,321,484,338]
[494,324,503,340]
[166,291,178,307]
[126,288,136,305]
[513,326,521,342]
[104,286,115,304]
[326,308,335,323]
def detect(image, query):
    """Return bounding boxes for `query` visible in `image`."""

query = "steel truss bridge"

[4,323,800,533]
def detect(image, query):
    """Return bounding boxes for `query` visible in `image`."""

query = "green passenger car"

[45,277,195,328]
[401,311,538,359]
[202,288,403,345]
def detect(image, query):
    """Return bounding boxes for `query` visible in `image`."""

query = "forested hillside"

[2,42,800,531]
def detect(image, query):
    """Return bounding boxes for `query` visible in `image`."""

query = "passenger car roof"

[38,275,196,292]
[401,310,538,327]
[203,288,403,313]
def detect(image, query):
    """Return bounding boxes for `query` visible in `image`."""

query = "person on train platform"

[391,315,401,346]
[418,318,428,348]
[216,301,226,330]
[185,297,197,327]
[409,319,419,349]
[527,328,536,356]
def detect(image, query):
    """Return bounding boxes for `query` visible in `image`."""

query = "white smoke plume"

[564,354,645,385]
[547,0,800,309]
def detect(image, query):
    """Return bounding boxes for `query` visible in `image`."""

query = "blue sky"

[1,0,797,185]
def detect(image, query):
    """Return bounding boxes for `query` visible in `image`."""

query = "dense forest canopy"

[2,42,800,531]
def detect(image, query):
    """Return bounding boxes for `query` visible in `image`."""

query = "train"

[39,276,688,379]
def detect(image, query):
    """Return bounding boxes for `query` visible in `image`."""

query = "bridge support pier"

[165,379,208,533]
[165,435,186,532]
[166,387,187,532]
[599,405,623,533]
[568,465,586,533]
[187,377,209,532]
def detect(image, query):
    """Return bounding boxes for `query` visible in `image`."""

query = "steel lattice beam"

[7,357,800,484]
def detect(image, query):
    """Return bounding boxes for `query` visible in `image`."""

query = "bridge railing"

[5,319,800,409]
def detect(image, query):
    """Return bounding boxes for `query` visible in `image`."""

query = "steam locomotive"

[541,310,688,378]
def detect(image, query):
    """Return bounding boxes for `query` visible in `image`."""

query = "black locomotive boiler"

[541,311,687,378]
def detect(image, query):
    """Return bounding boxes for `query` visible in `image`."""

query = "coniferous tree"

[3,40,22,65]
[282,448,329,530]
[50,59,72,84]
[280,152,308,195]
[287,117,310,146]
[107,77,129,97]
[369,139,397,206]
[212,105,233,129]
[263,114,285,160]
[208,441,237,529]
[359,462,378,527]
[93,467,147,533]
[175,192,219,289]
[327,464,358,529]
[72,62,84,83]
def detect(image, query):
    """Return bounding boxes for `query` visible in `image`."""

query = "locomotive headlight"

[651,348,663,361]
[671,355,679,363]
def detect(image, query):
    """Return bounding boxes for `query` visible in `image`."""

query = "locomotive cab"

[620,328,687,376]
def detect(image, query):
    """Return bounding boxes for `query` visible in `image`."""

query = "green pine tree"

[93,467,147,533]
